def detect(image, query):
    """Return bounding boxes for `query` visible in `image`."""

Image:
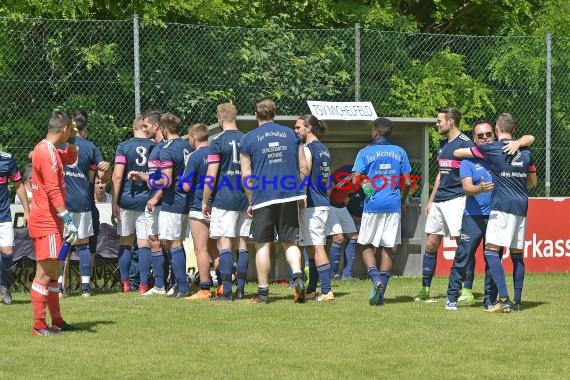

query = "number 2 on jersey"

[511,150,523,167]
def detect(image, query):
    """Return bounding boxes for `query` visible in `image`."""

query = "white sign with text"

[307,101,378,121]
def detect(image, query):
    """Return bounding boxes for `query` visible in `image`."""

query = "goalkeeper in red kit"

[28,111,80,336]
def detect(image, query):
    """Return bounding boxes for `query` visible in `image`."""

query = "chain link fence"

[1,17,568,196]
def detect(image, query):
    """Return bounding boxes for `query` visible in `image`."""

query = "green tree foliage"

[0,0,418,30]
[387,49,494,142]
[398,0,548,35]
[1,0,570,196]
[235,20,352,113]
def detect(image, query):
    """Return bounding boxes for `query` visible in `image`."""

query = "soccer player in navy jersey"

[294,114,334,302]
[60,110,110,297]
[0,151,30,305]
[111,116,155,293]
[454,113,537,312]
[445,120,535,310]
[129,110,170,295]
[240,98,309,304]
[157,113,193,298]
[181,123,218,300]
[326,164,359,280]
[201,103,251,301]
[415,107,474,301]
[353,118,412,305]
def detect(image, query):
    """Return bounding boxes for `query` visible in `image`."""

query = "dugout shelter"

[205,111,436,278]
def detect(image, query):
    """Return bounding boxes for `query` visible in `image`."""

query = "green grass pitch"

[1,273,569,379]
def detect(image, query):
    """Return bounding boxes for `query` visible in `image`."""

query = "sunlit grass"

[1,273,568,379]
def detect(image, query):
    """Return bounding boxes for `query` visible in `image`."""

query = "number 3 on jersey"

[135,146,148,167]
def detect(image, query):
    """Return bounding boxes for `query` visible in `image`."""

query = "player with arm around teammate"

[157,113,193,298]
[111,116,155,293]
[445,120,535,310]
[454,113,537,312]
[130,110,170,296]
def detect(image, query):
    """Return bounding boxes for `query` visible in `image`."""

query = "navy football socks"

[484,249,509,298]
[511,253,525,302]
[151,250,165,288]
[317,263,332,294]
[236,249,249,291]
[342,239,357,278]
[76,244,91,292]
[329,242,341,276]
[170,247,188,294]
[138,247,152,286]
[367,266,380,285]
[0,253,13,287]
[421,251,437,287]
[118,245,132,281]
[219,249,233,297]
[378,271,391,304]
[307,259,318,293]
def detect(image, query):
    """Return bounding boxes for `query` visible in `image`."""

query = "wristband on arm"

[58,210,73,224]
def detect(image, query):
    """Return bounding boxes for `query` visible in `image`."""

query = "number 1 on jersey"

[229,140,239,163]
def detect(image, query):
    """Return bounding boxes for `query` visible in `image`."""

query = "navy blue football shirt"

[208,130,248,211]
[471,140,536,216]
[435,133,474,202]
[159,138,192,214]
[64,136,104,213]
[239,122,305,209]
[115,137,155,211]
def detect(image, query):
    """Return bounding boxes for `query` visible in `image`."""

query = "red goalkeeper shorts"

[33,233,62,261]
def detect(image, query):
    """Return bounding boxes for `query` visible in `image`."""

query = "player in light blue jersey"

[200,104,251,301]
[157,113,192,298]
[455,114,537,312]
[240,98,309,304]
[0,151,30,305]
[353,118,412,305]
[294,114,334,302]
[111,116,155,293]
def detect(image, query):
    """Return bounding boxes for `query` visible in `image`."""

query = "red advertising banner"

[436,198,570,275]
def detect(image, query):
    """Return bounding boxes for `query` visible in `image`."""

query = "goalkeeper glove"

[58,210,79,244]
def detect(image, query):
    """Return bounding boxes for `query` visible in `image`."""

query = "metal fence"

[1,16,569,196]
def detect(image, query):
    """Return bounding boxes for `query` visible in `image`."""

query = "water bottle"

[362,182,374,199]
[58,241,72,262]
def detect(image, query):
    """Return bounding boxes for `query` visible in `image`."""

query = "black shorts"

[251,201,299,243]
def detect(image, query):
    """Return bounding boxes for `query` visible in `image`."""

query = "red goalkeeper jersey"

[28,140,77,238]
